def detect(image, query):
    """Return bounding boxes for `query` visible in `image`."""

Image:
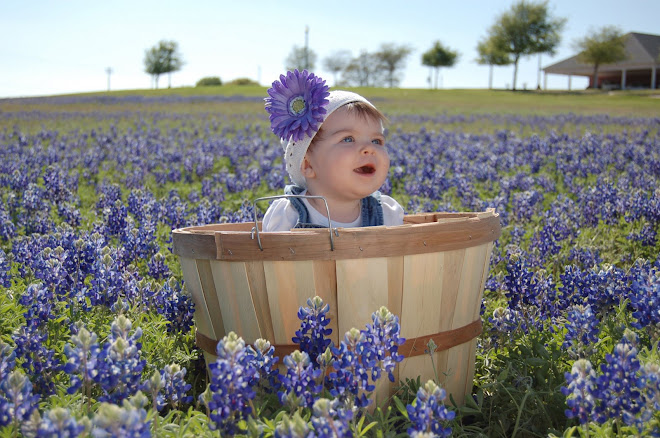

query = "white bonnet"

[282,90,375,188]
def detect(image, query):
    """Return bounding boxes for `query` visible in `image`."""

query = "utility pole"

[106,67,113,91]
[537,54,542,90]
[304,26,309,70]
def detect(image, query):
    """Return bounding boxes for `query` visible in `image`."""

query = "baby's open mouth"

[355,165,376,174]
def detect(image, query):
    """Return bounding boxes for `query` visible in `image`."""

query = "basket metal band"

[195,318,482,359]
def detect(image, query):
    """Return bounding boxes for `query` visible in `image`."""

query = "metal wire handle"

[251,195,336,251]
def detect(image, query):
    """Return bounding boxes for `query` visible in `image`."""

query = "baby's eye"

[341,136,354,143]
[372,138,384,145]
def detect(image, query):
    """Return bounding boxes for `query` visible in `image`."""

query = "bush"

[195,76,222,87]
[227,77,260,86]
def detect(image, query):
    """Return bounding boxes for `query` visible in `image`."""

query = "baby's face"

[303,106,390,201]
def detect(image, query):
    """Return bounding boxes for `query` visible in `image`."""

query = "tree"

[323,50,352,85]
[285,46,317,72]
[476,35,512,89]
[488,0,565,90]
[144,40,184,89]
[341,51,385,87]
[376,43,413,88]
[421,41,459,89]
[574,26,627,89]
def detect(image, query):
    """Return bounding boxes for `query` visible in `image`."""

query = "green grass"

[2,86,659,118]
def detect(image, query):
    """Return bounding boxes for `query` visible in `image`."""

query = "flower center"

[288,96,307,116]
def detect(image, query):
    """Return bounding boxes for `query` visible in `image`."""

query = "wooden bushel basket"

[172,209,500,406]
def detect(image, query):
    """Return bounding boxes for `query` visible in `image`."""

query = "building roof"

[543,32,660,76]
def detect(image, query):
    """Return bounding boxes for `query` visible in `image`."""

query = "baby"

[262,70,404,231]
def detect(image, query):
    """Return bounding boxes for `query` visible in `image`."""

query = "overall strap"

[360,191,384,227]
[283,185,384,228]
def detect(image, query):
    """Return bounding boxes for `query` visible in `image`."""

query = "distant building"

[543,32,660,90]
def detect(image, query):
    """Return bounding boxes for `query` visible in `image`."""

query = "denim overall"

[284,185,384,229]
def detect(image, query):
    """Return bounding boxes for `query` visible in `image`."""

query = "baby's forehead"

[324,105,384,127]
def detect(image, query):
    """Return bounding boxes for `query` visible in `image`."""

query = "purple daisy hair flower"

[265,69,330,142]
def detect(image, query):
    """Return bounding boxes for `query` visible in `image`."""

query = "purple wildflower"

[94,315,146,404]
[310,398,353,438]
[561,304,600,359]
[292,296,333,364]
[90,392,151,438]
[265,70,329,141]
[406,380,455,437]
[0,249,11,288]
[273,411,312,438]
[562,359,598,424]
[0,369,40,430]
[62,325,100,396]
[206,332,258,435]
[279,350,323,410]
[36,407,85,438]
[247,339,281,393]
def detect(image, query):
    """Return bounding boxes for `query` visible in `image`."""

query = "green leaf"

[392,396,409,419]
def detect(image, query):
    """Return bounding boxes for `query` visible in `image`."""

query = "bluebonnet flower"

[593,330,645,426]
[147,252,170,280]
[141,369,165,412]
[151,278,194,333]
[627,223,657,247]
[0,342,17,427]
[87,248,127,308]
[0,206,16,241]
[103,199,128,236]
[36,407,85,438]
[273,411,312,438]
[265,70,329,142]
[62,325,100,395]
[96,182,123,210]
[501,247,556,326]
[292,296,333,364]
[562,359,598,425]
[512,189,543,222]
[160,364,192,410]
[94,315,146,404]
[568,247,602,269]
[406,380,455,437]
[359,306,405,383]
[206,332,258,435]
[56,202,82,227]
[561,304,600,359]
[91,392,151,438]
[279,350,323,410]
[327,328,372,409]
[628,266,660,334]
[488,306,523,347]
[310,398,353,438]
[247,339,281,393]
[12,320,60,396]
[42,165,73,203]
[0,369,40,430]
[120,217,158,264]
[0,248,11,288]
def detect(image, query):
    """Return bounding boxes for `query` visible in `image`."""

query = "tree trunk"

[512,56,520,91]
[434,68,440,90]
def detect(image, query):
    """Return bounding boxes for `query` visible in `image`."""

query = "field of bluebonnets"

[0,86,659,437]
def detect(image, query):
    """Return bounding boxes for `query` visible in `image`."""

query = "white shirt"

[262,191,405,231]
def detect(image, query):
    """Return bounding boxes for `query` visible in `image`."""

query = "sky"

[1,0,658,98]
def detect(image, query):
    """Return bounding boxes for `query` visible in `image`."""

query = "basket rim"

[172,209,501,261]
